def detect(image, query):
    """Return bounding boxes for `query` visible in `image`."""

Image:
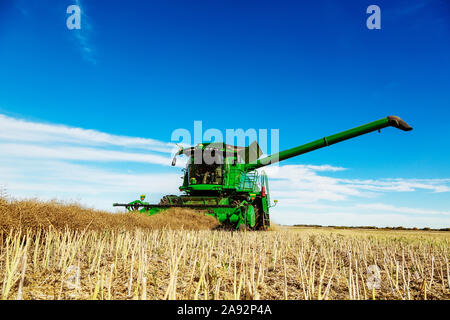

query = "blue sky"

[0,0,449,227]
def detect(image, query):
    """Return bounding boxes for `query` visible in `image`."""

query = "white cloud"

[271,201,450,216]
[0,114,174,153]
[264,165,450,205]
[0,143,175,166]
[355,203,450,216]
[270,202,450,228]
[264,164,450,227]
[0,159,179,192]
[341,178,450,193]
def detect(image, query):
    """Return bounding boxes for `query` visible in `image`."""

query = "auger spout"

[245,116,412,171]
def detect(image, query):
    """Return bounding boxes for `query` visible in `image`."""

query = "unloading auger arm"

[245,115,412,171]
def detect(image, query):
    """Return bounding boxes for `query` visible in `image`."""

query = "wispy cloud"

[265,165,450,205]
[355,203,450,216]
[71,0,96,64]
[270,201,450,216]
[0,159,180,194]
[264,164,450,227]
[0,114,175,154]
[0,143,175,166]
[341,178,450,193]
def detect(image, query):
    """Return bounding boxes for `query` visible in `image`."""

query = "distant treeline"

[292,224,450,232]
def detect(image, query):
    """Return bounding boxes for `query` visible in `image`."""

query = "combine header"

[114,116,412,230]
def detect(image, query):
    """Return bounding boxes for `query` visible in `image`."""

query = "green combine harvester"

[113,116,412,230]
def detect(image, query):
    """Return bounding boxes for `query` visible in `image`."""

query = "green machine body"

[113,116,412,230]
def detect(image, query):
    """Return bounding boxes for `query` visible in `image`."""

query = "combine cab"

[114,116,412,230]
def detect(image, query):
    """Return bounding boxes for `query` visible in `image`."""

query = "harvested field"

[0,198,449,300]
